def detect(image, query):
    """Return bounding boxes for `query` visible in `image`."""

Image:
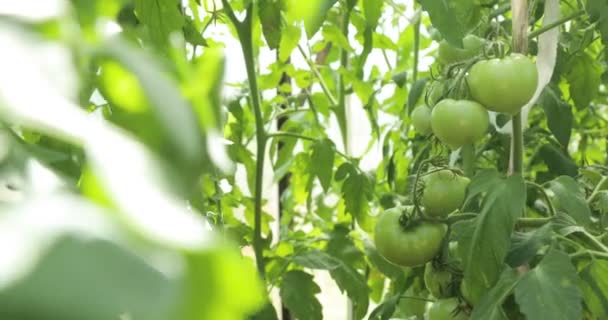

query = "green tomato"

[426,298,469,320]
[438,35,485,65]
[424,262,453,298]
[374,208,447,267]
[421,170,470,217]
[411,106,432,135]
[430,99,489,148]
[467,53,538,115]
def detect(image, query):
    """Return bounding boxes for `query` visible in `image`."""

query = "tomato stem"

[525,181,556,216]
[510,113,524,174]
[461,143,476,177]
[515,217,551,228]
[222,0,267,279]
[528,10,585,39]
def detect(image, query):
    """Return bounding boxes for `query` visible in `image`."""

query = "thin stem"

[461,143,475,178]
[510,113,524,174]
[266,132,315,142]
[516,217,551,228]
[528,10,585,39]
[296,45,338,106]
[587,176,608,205]
[336,4,353,153]
[412,8,421,82]
[580,230,608,253]
[222,0,267,279]
[526,181,556,216]
[266,132,351,160]
[570,249,608,261]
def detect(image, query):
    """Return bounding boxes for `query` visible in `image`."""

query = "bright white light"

[0,0,67,22]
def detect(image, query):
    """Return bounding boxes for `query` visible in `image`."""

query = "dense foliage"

[0,0,608,319]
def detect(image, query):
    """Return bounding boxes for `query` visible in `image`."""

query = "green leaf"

[258,0,282,49]
[342,170,373,228]
[329,266,370,319]
[280,271,323,320]
[279,24,301,62]
[514,250,582,320]
[322,25,354,51]
[310,139,335,192]
[100,39,205,170]
[362,0,383,28]
[506,223,553,267]
[368,294,400,320]
[364,240,403,279]
[565,53,603,109]
[133,0,184,50]
[183,16,207,46]
[579,260,608,319]
[538,144,578,177]
[547,176,592,226]
[471,268,520,320]
[249,303,279,320]
[293,249,342,270]
[463,169,503,208]
[452,174,526,296]
[0,236,176,320]
[288,0,338,38]
[407,78,428,115]
[419,0,480,47]
[540,87,572,147]
[325,226,370,319]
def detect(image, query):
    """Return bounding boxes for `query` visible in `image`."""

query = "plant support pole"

[509,0,528,175]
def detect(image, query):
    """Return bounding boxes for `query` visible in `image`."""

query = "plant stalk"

[461,143,476,178]
[222,0,267,279]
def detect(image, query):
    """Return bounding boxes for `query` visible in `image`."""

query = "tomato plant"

[467,54,539,114]
[1,0,608,319]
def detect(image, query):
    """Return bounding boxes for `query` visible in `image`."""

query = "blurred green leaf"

[258,0,282,49]
[279,25,301,62]
[471,267,519,320]
[419,0,480,47]
[310,139,335,192]
[452,174,526,301]
[579,260,608,319]
[293,249,342,270]
[565,53,603,109]
[547,176,592,226]
[514,250,582,320]
[134,0,184,50]
[280,270,323,320]
[506,223,553,267]
[540,87,572,147]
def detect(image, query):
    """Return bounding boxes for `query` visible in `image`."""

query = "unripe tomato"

[438,35,485,65]
[411,106,432,135]
[424,262,454,298]
[374,208,447,267]
[421,169,470,217]
[426,298,469,320]
[430,99,489,148]
[396,288,428,318]
[467,53,538,115]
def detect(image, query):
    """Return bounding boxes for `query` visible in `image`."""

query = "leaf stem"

[587,176,608,205]
[570,249,608,261]
[336,5,353,153]
[515,217,551,228]
[528,10,585,39]
[296,45,338,106]
[526,181,556,216]
[222,0,267,279]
